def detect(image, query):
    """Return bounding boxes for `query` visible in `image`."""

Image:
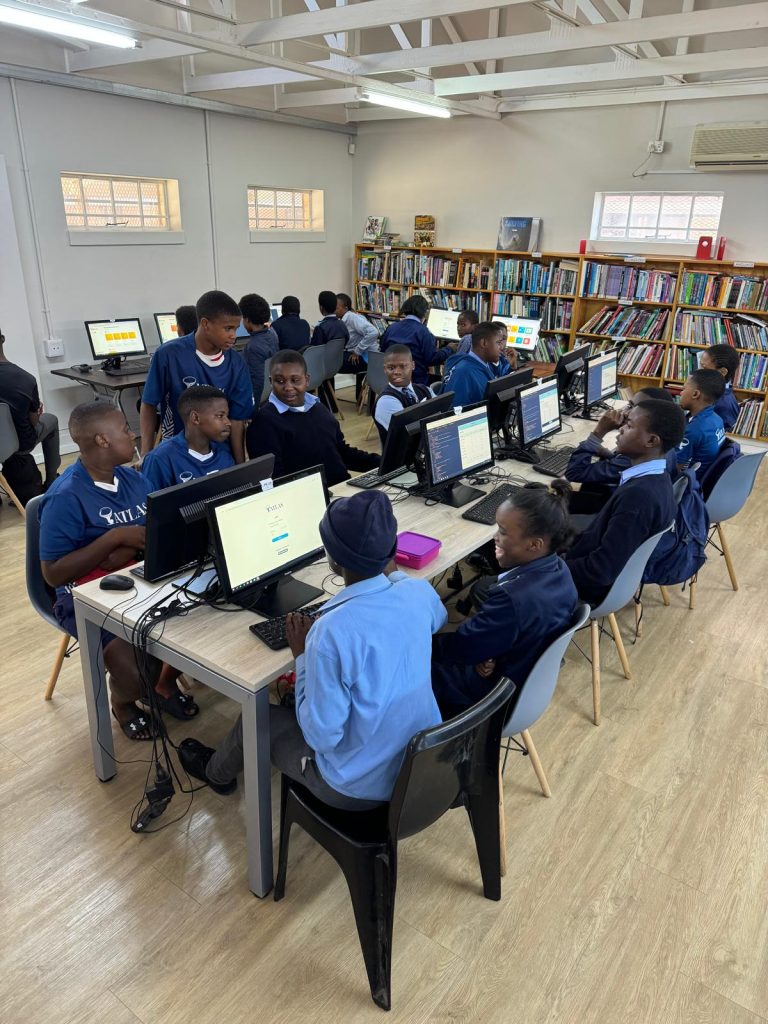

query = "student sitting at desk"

[239,292,279,403]
[700,344,740,431]
[141,386,234,491]
[39,402,199,739]
[564,399,685,608]
[455,309,480,355]
[441,322,510,408]
[174,305,198,337]
[373,345,434,443]
[139,290,254,464]
[432,484,578,718]
[179,490,447,805]
[273,295,311,351]
[676,369,726,477]
[311,290,350,347]
[246,350,379,487]
[380,295,453,386]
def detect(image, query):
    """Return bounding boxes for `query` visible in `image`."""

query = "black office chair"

[273,676,516,1011]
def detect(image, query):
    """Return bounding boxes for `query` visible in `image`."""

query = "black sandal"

[111,708,158,741]
[154,689,200,720]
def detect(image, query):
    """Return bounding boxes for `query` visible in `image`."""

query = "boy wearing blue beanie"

[180,490,447,807]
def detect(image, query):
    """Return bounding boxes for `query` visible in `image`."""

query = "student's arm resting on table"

[42,525,145,588]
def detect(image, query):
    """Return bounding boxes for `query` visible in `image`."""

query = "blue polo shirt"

[677,405,725,475]
[142,332,255,436]
[140,432,235,491]
[714,383,740,432]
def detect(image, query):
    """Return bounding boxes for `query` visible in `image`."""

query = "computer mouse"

[74,363,91,373]
[99,573,135,592]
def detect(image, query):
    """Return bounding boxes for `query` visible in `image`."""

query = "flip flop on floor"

[111,708,160,741]
[153,689,199,720]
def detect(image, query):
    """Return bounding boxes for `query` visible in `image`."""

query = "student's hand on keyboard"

[285,612,316,657]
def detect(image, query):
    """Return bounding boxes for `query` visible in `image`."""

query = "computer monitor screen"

[426,308,460,341]
[85,319,147,360]
[141,455,275,582]
[484,367,535,434]
[270,304,282,322]
[555,342,591,398]
[518,376,562,447]
[585,349,618,409]
[154,312,179,343]
[208,467,327,599]
[423,404,493,487]
[235,320,250,339]
[380,391,455,474]
[494,315,541,352]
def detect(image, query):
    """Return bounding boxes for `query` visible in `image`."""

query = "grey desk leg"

[73,603,116,782]
[241,687,274,897]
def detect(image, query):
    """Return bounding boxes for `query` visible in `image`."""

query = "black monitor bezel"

[84,318,148,362]
[379,390,455,474]
[484,367,535,434]
[517,374,562,449]
[583,348,619,412]
[555,342,591,396]
[421,401,495,488]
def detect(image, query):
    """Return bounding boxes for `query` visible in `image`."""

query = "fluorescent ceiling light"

[357,89,451,119]
[0,5,137,47]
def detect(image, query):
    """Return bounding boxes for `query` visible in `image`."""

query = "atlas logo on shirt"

[98,503,148,526]
[179,472,194,484]
[182,376,199,388]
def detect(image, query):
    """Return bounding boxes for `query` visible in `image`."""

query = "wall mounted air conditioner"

[690,122,768,170]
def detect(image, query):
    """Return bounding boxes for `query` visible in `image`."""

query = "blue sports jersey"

[677,405,725,475]
[39,461,151,597]
[141,432,235,491]
[142,332,255,436]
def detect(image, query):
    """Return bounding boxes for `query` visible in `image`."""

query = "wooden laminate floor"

[2,394,767,1024]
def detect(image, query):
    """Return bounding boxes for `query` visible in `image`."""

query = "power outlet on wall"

[647,140,665,154]
[44,337,64,359]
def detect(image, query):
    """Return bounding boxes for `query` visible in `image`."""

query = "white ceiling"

[1,0,767,126]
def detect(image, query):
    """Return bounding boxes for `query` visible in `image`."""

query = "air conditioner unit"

[690,122,768,170]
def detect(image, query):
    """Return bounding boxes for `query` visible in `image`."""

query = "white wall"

[0,78,355,448]
[353,96,768,259]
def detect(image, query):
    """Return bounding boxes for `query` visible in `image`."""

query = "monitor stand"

[495,443,542,465]
[433,481,486,508]
[248,575,324,617]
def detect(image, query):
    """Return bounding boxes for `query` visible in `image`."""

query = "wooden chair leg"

[0,472,26,519]
[521,729,551,798]
[607,612,632,680]
[44,633,70,700]
[498,758,507,877]
[590,618,601,726]
[634,598,643,638]
[688,578,697,610]
[659,585,670,607]
[365,416,376,441]
[716,522,738,591]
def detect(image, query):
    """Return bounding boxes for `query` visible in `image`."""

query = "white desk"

[73,411,601,896]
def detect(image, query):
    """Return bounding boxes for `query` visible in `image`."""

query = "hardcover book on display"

[414,214,436,247]
[497,217,542,252]
[362,215,387,242]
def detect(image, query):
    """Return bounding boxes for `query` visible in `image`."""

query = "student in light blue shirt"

[141,385,234,491]
[179,490,447,805]
[677,369,726,477]
[336,293,380,368]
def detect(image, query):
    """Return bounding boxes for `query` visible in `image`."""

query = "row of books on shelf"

[732,400,768,439]
[580,263,677,303]
[679,271,768,312]
[356,250,417,285]
[663,346,700,381]
[494,258,579,296]
[416,288,490,319]
[580,339,665,377]
[491,294,573,329]
[579,305,670,341]
[735,353,768,391]
[672,310,768,351]
[532,335,566,362]
[414,255,493,291]
[355,283,404,315]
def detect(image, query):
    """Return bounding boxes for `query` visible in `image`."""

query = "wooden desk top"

[52,366,148,389]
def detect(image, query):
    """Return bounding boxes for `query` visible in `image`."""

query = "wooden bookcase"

[352,243,768,441]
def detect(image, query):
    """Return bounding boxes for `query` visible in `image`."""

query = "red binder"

[696,235,713,259]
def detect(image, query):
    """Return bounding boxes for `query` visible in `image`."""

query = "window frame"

[590,190,724,246]
[60,171,184,247]
[247,185,325,243]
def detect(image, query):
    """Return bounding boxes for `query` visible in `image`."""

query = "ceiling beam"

[435,45,768,94]
[188,58,340,92]
[68,39,203,72]
[498,76,768,111]
[438,16,481,76]
[486,7,501,76]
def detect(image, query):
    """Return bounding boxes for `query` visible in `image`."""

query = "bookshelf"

[352,243,768,441]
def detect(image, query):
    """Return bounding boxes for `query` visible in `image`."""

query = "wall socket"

[44,337,64,358]
[647,140,665,154]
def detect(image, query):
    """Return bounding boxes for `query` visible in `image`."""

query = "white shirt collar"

[269,391,319,414]
[619,459,667,486]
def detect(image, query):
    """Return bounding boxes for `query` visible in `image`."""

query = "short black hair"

[175,305,198,336]
[688,368,726,403]
[270,349,307,374]
[177,385,228,424]
[458,309,479,325]
[706,343,740,382]
[471,322,500,348]
[400,295,429,321]
[505,479,574,553]
[636,386,674,403]
[239,293,271,326]
[281,295,300,315]
[383,344,413,360]
[196,290,240,322]
[336,293,352,312]
[636,399,686,453]
[68,399,121,445]
[318,290,338,315]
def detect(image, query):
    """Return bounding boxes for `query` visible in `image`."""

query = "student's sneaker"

[178,738,237,795]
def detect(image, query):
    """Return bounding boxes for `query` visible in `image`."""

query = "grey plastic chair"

[25,494,75,699]
[0,401,26,518]
[259,373,272,406]
[321,336,346,420]
[301,345,326,395]
[577,526,671,726]
[657,474,691,611]
[361,351,389,439]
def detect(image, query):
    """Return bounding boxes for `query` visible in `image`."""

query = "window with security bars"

[248,187,316,231]
[592,191,724,243]
[60,173,171,230]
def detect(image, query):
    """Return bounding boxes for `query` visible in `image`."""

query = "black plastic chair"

[273,676,517,1011]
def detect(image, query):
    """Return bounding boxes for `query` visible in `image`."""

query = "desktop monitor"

[235,320,250,340]
[206,466,328,617]
[379,391,456,476]
[584,348,618,412]
[85,318,147,361]
[555,343,591,412]
[154,312,180,343]
[270,303,282,322]
[494,315,541,352]
[517,375,562,457]
[139,455,276,583]
[484,367,535,438]
[426,308,460,342]
[421,403,494,508]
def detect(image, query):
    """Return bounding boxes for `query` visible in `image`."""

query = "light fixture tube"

[0,5,137,48]
[357,89,451,119]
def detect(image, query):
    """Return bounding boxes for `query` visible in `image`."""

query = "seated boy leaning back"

[39,402,199,738]
[140,385,234,491]
[179,490,447,805]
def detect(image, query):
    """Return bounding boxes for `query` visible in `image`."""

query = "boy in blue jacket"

[700,344,740,431]
[441,322,510,408]
[677,369,726,477]
[380,295,453,385]
[240,292,279,404]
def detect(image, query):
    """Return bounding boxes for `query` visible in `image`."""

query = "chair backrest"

[0,402,20,465]
[591,526,671,617]
[672,473,689,505]
[705,450,766,524]
[301,346,326,391]
[323,336,345,380]
[365,351,389,398]
[698,438,741,501]
[503,603,591,737]
[24,493,60,630]
[388,676,516,841]
[259,373,272,405]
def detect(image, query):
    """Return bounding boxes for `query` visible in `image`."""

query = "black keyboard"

[461,484,520,525]
[103,358,152,376]
[248,602,326,651]
[347,467,411,490]
[532,446,576,479]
